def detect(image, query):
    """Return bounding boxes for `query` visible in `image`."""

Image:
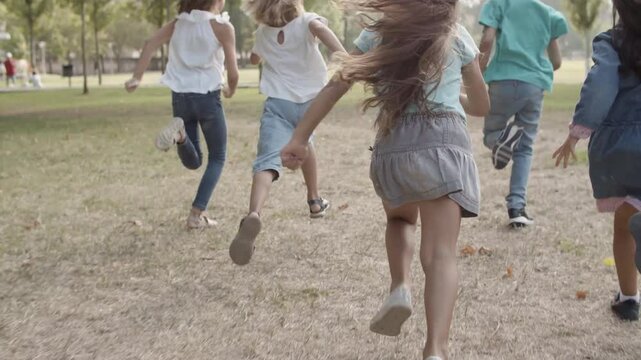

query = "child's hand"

[281,140,309,170]
[553,135,579,168]
[222,86,235,98]
[125,78,140,93]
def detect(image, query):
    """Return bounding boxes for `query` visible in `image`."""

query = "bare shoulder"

[211,20,235,40]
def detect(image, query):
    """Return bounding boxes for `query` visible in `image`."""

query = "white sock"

[619,291,640,303]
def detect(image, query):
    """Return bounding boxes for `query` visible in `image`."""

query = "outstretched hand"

[125,78,140,93]
[280,140,309,170]
[552,135,579,169]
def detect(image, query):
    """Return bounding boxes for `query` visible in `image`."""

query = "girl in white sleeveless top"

[228,0,346,266]
[126,0,239,229]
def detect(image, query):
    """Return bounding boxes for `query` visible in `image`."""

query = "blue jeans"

[483,80,544,210]
[172,91,227,211]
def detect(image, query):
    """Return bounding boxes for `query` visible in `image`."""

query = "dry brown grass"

[1,88,640,360]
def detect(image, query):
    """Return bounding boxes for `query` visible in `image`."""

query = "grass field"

[0,60,587,91]
[1,83,641,360]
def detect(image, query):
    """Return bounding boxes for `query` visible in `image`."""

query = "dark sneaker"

[508,208,534,228]
[611,293,640,321]
[492,122,524,170]
[631,213,641,274]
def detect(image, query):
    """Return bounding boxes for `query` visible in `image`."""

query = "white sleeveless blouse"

[161,10,229,94]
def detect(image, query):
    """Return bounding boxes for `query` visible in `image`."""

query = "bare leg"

[614,203,638,296]
[418,197,462,360]
[301,144,321,213]
[383,201,419,291]
[249,170,277,215]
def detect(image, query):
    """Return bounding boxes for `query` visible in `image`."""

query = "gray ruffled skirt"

[370,112,480,217]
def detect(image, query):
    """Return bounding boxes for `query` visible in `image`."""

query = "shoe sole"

[369,305,412,337]
[492,124,523,170]
[155,117,184,152]
[310,202,330,219]
[509,216,534,228]
[229,215,261,266]
[611,305,640,321]
[630,214,641,273]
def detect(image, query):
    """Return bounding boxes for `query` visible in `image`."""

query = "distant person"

[281,1,489,358]
[125,0,239,229]
[554,0,641,321]
[227,0,344,266]
[4,52,16,87]
[29,65,42,89]
[478,0,569,228]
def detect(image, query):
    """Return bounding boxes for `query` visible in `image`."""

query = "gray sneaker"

[155,117,185,151]
[369,285,412,336]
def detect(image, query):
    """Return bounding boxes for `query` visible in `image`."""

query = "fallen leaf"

[338,203,349,211]
[602,257,615,267]
[23,219,41,231]
[461,245,476,257]
[478,247,493,256]
[503,265,513,279]
[576,290,588,300]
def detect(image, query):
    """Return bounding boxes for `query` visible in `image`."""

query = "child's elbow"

[552,59,562,71]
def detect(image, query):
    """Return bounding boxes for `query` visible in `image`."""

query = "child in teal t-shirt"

[478,0,568,228]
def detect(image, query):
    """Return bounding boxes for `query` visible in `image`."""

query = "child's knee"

[184,159,202,170]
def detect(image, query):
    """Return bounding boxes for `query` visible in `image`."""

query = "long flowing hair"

[338,0,458,135]
[612,0,641,78]
[242,0,305,27]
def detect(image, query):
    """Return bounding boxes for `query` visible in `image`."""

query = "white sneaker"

[425,357,443,360]
[155,117,185,151]
[369,285,412,336]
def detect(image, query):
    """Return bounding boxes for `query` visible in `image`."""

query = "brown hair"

[613,0,641,78]
[338,0,457,135]
[178,0,215,14]
[243,0,304,27]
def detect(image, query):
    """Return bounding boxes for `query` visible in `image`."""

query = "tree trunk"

[94,4,102,85]
[81,0,89,94]
[28,2,34,67]
[584,31,591,76]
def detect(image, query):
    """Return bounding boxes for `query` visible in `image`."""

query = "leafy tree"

[64,0,90,94]
[141,0,176,71]
[88,0,114,85]
[565,0,603,74]
[3,0,52,65]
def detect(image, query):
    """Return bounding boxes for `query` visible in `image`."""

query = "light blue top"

[353,24,479,120]
[479,0,569,91]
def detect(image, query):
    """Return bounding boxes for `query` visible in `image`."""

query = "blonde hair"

[243,0,305,27]
[338,0,457,135]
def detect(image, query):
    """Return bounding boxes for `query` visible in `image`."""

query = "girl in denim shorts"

[228,0,345,266]
[126,0,239,229]
[281,1,490,358]
[554,0,641,322]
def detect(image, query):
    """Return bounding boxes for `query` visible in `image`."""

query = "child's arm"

[553,32,620,168]
[250,53,261,65]
[460,56,490,117]
[547,39,562,71]
[212,21,239,98]
[309,19,347,55]
[281,77,352,169]
[478,26,496,73]
[125,21,176,92]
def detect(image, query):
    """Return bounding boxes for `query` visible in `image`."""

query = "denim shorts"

[370,112,480,217]
[253,97,312,180]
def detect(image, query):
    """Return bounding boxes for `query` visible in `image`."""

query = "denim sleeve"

[479,0,502,29]
[353,29,378,53]
[456,24,480,65]
[572,33,620,131]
